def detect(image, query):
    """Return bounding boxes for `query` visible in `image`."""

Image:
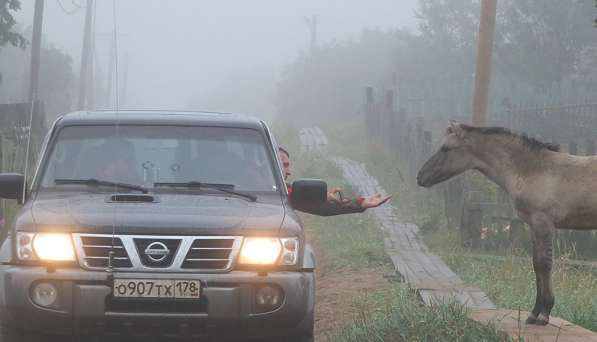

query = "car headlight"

[239,237,299,266]
[17,233,75,262]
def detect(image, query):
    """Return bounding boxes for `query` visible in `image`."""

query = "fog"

[13,0,418,117]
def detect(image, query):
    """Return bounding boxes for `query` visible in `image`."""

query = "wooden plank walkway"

[299,127,597,341]
[300,127,494,309]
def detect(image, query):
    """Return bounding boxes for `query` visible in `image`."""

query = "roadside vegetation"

[425,229,597,332]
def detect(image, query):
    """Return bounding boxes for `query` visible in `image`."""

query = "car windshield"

[39,125,279,193]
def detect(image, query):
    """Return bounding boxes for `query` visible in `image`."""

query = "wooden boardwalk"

[299,127,597,341]
[300,127,494,309]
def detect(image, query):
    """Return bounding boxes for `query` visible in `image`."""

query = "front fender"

[301,243,315,271]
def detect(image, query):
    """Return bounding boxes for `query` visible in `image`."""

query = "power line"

[55,0,83,15]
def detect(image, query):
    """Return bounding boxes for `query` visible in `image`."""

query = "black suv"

[0,111,325,341]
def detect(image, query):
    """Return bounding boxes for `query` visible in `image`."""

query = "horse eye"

[440,145,451,152]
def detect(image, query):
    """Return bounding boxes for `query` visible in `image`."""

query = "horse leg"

[528,217,555,325]
[526,229,544,324]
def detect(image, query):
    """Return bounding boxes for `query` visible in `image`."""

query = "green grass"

[425,229,597,331]
[327,286,511,342]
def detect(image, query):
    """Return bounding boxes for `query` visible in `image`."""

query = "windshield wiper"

[154,181,257,202]
[55,178,148,194]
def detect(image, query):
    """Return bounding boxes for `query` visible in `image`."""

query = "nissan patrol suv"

[0,111,325,341]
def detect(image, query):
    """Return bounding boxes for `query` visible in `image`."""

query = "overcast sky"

[15,0,418,112]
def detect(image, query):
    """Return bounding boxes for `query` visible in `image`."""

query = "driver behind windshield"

[95,139,140,185]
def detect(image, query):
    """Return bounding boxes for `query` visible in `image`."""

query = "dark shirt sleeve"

[291,198,366,217]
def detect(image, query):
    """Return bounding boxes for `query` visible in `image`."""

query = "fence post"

[385,89,395,147]
[461,203,482,248]
[586,139,595,156]
[444,177,464,230]
[398,106,406,151]
[365,87,374,143]
[568,141,578,155]
[414,118,425,178]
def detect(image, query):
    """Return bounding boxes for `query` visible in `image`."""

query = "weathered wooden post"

[444,177,464,230]
[586,139,595,156]
[365,87,374,143]
[423,130,432,158]
[385,89,395,147]
[414,117,425,178]
[568,141,578,156]
[397,106,407,159]
[461,203,483,248]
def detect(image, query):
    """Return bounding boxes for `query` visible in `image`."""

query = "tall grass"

[327,286,511,342]
[426,229,597,331]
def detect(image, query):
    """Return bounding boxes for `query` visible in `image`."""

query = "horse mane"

[460,125,560,152]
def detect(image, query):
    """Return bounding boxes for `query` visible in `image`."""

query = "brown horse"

[417,121,597,325]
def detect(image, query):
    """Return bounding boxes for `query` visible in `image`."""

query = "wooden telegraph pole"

[304,15,318,53]
[471,0,497,127]
[77,0,94,110]
[28,0,44,102]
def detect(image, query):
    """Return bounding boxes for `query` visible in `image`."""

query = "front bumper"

[0,266,314,339]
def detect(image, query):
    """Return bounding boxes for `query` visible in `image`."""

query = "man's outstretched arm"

[291,191,391,217]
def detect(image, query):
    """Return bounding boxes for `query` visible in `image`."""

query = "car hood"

[26,192,285,236]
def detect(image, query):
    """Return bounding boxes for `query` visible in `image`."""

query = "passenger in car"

[95,139,141,185]
[278,147,391,216]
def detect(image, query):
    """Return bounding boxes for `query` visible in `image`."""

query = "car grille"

[73,234,242,272]
[181,238,235,269]
[79,236,133,268]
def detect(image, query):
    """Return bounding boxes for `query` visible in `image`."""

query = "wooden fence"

[0,101,47,230]
[364,87,597,252]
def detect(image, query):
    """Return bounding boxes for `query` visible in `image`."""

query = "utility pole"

[77,0,94,110]
[471,0,497,126]
[120,53,129,107]
[28,0,44,103]
[105,35,116,108]
[304,15,318,53]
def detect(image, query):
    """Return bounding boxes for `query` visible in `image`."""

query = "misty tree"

[497,0,597,92]
[275,0,597,126]
[0,39,76,120]
[275,29,402,123]
[0,0,26,83]
[409,0,597,102]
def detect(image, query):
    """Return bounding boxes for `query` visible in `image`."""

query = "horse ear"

[449,120,464,138]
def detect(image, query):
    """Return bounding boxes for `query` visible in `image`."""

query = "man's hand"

[327,188,350,204]
[360,194,392,209]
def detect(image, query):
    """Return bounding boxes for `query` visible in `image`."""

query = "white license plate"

[113,279,201,299]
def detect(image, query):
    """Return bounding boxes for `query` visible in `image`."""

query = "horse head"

[417,121,476,188]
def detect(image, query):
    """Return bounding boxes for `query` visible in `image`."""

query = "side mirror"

[290,179,327,208]
[0,174,25,202]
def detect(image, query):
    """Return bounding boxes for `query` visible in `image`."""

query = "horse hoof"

[536,314,549,326]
